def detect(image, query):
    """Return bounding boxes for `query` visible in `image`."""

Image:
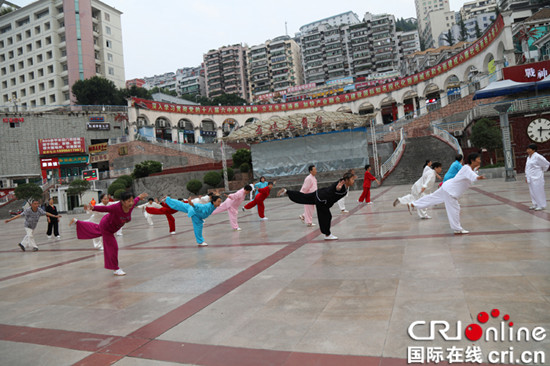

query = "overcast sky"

[13,0,472,80]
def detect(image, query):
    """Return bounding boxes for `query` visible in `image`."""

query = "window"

[47,65,53,73]
[37,54,43,62]
[105,26,111,35]
[10,78,16,86]
[17,47,23,56]
[9,64,15,72]
[38,68,44,77]
[36,40,42,48]
[19,75,25,83]
[9,120,21,128]
[18,61,24,69]
[44,22,50,30]
[40,97,46,105]
[0,67,6,75]
[46,51,52,59]
[63,92,70,101]
[16,33,22,41]
[35,26,41,34]
[31,100,36,107]
[20,88,26,97]
[49,94,55,103]
[25,29,31,38]
[1,81,7,89]
[48,79,54,88]
[39,83,45,91]
[104,12,110,21]
[108,67,114,75]
[107,53,113,61]
[8,50,13,59]
[106,40,112,48]
[45,36,51,45]
[26,44,32,52]
[30,86,35,94]
[28,71,34,80]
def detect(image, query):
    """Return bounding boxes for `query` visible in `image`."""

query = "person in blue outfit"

[164,195,221,246]
[254,176,268,197]
[443,154,463,182]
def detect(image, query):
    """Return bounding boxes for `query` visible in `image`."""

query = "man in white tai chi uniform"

[525,143,550,211]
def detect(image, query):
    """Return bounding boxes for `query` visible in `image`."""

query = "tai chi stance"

[85,193,118,250]
[146,200,179,234]
[394,162,443,219]
[45,198,61,238]
[278,172,356,240]
[138,198,162,225]
[164,195,221,246]
[70,191,147,275]
[408,153,485,234]
[525,144,550,211]
[299,165,318,226]
[212,185,253,231]
[243,181,274,220]
[6,200,61,252]
[358,165,380,204]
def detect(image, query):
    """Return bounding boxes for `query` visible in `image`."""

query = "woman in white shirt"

[525,144,550,211]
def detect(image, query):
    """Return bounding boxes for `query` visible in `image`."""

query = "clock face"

[527,118,550,143]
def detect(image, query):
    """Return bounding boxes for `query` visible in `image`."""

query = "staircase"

[381,135,458,186]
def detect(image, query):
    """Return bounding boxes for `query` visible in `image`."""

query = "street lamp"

[493,102,515,182]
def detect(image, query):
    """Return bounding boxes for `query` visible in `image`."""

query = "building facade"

[415,0,452,49]
[203,44,248,100]
[143,72,177,93]
[0,0,125,110]
[298,11,360,34]
[176,65,206,97]
[247,36,304,101]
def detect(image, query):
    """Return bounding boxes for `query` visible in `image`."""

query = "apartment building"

[415,0,452,48]
[203,44,248,100]
[177,65,206,97]
[299,11,360,34]
[0,0,125,109]
[143,72,177,93]
[499,0,547,23]
[247,36,304,101]
[460,0,497,21]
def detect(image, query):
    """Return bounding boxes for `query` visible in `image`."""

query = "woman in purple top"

[70,191,148,276]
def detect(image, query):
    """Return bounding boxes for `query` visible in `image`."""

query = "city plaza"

[0,175,549,365]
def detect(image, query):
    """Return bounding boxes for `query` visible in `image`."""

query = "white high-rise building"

[415,0,452,48]
[0,0,125,109]
[299,11,360,34]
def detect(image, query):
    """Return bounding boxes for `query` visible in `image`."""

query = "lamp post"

[493,102,515,182]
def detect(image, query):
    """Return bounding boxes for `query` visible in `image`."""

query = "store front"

[37,137,88,184]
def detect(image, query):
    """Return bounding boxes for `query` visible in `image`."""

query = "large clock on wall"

[527,118,550,143]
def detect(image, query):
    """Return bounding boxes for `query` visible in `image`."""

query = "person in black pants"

[277,172,357,240]
[46,198,60,239]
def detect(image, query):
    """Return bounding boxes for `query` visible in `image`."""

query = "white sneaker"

[113,269,126,276]
[260,217,268,220]
[529,206,537,210]
[454,229,470,234]
[341,209,349,213]
[299,215,305,222]
[56,235,60,239]
[170,231,176,235]
[534,207,544,211]
[47,235,52,239]
[98,247,104,251]
[421,215,432,219]
[367,202,373,205]
[277,188,287,197]
[234,227,242,231]
[307,223,316,227]
[324,234,338,240]
[198,242,208,247]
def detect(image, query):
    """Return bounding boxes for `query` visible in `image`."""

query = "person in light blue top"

[254,176,268,197]
[443,154,463,182]
[164,195,221,246]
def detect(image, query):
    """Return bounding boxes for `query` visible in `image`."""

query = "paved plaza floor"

[0,176,549,366]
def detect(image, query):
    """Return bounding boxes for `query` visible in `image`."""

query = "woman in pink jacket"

[211,185,253,231]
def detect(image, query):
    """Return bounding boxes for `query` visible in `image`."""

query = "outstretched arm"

[5,214,21,223]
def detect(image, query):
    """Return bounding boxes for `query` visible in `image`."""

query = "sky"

[13,0,472,80]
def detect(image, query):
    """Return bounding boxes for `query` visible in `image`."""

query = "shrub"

[108,182,126,196]
[132,160,163,178]
[115,175,133,188]
[232,149,251,169]
[220,167,235,181]
[186,179,202,195]
[113,188,126,200]
[14,183,43,202]
[239,162,250,173]
[203,171,222,187]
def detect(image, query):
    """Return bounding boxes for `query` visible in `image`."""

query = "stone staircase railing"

[431,124,463,155]
[380,128,405,178]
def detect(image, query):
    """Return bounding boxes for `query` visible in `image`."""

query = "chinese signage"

[89,116,105,122]
[201,130,217,136]
[90,153,108,163]
[3,117,24,123]
[502,60,550,82]
[40,157,59,169]
[286,83,316,93]
[89,142,108,154]
[86,122,110,130]
[131,16,504,116]
[38,138,86,155]
[58,156,89,165]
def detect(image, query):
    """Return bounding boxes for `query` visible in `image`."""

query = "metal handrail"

[380,128,405,178]
[431,125,463,155]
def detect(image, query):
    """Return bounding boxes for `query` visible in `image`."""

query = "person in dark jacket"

[45,198,60,239]
[277,172,357,240]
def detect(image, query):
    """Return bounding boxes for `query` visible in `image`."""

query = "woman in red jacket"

[358,164,380,204]
[243,181,274,220]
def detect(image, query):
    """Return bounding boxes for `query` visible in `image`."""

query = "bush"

[132,160,163,179]
[115,175,133,188]
[186,179,202,195]
[232,149,251,169]
[108,182,126,196]
[239,162,250,173]
[203,171,222,187]
[220,167,235,181]
[113,188,126,200]
[14,183,43,202]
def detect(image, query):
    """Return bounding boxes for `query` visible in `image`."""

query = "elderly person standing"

[525,144,550,211]
[299,165,318,226]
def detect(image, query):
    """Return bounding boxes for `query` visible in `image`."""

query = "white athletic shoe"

[56,235,61,239]
[534,207,544,211]
[341,209,349,213]
[234,227,242,231]
[260,217,268,220]
[324,234,338,240]
[307,223,316,227]
[299,215,305,222]
[170,231,176,235]
[421,215,432,219]
[47,235,52,239]
[198,242,208,247]
[529,205,537,210]
[113,269,126,276]
[454,229,470,235]
[277,188,287,197]
[367,202,374,205]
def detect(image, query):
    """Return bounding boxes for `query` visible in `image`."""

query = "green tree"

[14,183,43,202]
[114,175,133,188]
[108,182,126,196]
[210,94,248,106]
[186,179,202,195]
[203,171,222,187]
[132,160,163,179]
[443,29,454,46]
[113,188,126,200]
[0,6,16,16]
[72,76,126,105]
[458,19,468,42]
[150,87,178,97]
[220,167,235,181]
[470,118,502,151]
[232,148,252,169]
[121,86,152,100]
[239,162,250,173]
[66,179,91,203]
[474,21,482,39]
